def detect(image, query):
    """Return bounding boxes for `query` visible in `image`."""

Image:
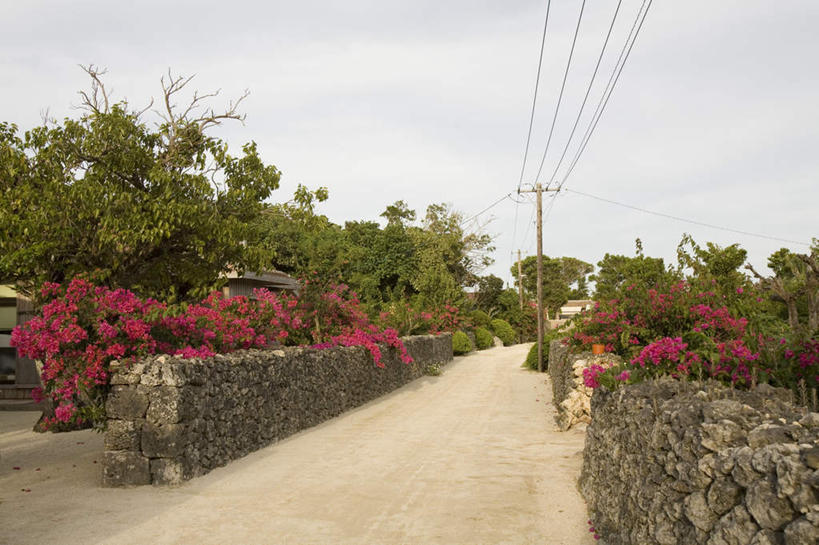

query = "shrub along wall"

[102,333,452,486]
[580,378,819,545]
[548,339,623,430]
[548,339,573,408]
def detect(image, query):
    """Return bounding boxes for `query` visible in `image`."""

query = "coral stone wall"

[580,379,819,545]
[548,339,622,430]
[102,334,452,486]
[548,339,571,406]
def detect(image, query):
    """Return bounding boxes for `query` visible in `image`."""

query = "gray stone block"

[707,478,743,516]
[104,419,142,451]
[746,479,795,531]
[102,451,150,487]
[106,385,149,419]
[749,424,792,449]
[783,516,819,545]
[146,386,184,424]
[150,458,188,486]
[142,422,186,458]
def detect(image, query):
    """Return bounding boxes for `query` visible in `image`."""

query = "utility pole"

[517,249,524,310]
[520,183,559,372]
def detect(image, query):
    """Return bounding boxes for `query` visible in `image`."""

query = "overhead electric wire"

[520,202,538,252]
[542,191,559,225]
[522,199,538,249]
[545,0,623,188]
[532,0,588,187]
[512,0,552,285]
[461,191,513,226]
[516,0,552,193]
[557,0,653,190]
[564,188,812,247]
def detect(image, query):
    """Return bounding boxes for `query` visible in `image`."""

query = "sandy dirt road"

[0,344,593,545]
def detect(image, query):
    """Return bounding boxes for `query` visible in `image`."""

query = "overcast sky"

[2,0,817,287]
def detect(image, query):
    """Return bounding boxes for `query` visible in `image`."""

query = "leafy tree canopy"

[0,67,280,300]
[748,239,819,333]
[256,196,494,313]
[474,274,505,312]
[510,255,592,318]
[676,234,750,295]
[592,239,679,301]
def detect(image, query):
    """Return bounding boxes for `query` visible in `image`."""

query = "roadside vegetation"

[558,237,818,401]
[1,68,543,430]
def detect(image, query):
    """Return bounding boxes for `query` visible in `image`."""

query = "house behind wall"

[0,285,39,400]
[223,270,300,298]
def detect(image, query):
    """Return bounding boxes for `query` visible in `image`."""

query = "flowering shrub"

[427,304,470,334]
[567,281,817,391]
[378,303,435,336]
[378,301,469,336]
[11,278,413,430]
[582,363,630,389]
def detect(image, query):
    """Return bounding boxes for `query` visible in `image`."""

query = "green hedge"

[452,330,473,355]
[523,330,564,371]
[524,342,539,370]
[470,310,492,329]
[475,327,494,350]
[490,318,516,346]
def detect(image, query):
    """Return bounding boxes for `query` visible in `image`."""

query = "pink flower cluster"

[11,278,415,429]
[569,280,817,391]
[783,338,819,383]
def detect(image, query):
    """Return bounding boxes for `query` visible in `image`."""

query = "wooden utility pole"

[517,249,524,310]
[535,184,544,372]
[520,183,559,372]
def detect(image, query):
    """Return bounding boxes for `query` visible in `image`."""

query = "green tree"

[0,67,280,300]
[559,257,594,297]
[380,200,416,227]
[511,255,591,318]
[409,203,493,308]
[676,234,750,296]
[256,198,493,315]
[495,288,536,341]
[255,184,332,276]
[474,274,504,312]
[592,240,679,301]
[748,240,819,333]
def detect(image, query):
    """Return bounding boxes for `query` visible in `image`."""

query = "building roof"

[225,270,300,291]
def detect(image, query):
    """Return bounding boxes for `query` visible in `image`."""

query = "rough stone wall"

[102,334,452,487]
[580,379,819,545]
[547,340,622,430]
[548,339,571,406]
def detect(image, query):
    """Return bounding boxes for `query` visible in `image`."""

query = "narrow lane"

[0,344,593,545]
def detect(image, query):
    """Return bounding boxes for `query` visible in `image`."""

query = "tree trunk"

[785,297,800,331]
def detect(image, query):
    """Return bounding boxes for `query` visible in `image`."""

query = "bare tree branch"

[77,64,111,114]
[155,69,248,168]
[134,97,155,119]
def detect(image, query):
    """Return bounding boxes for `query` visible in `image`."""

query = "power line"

[532,0,588,187]
[460,192,513,226]
[564,188,812,247]
[557,0,653,190]
[520,200,538,251]
[542,191,559,225]
[546,0,624,188]
[516,0,552,193]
